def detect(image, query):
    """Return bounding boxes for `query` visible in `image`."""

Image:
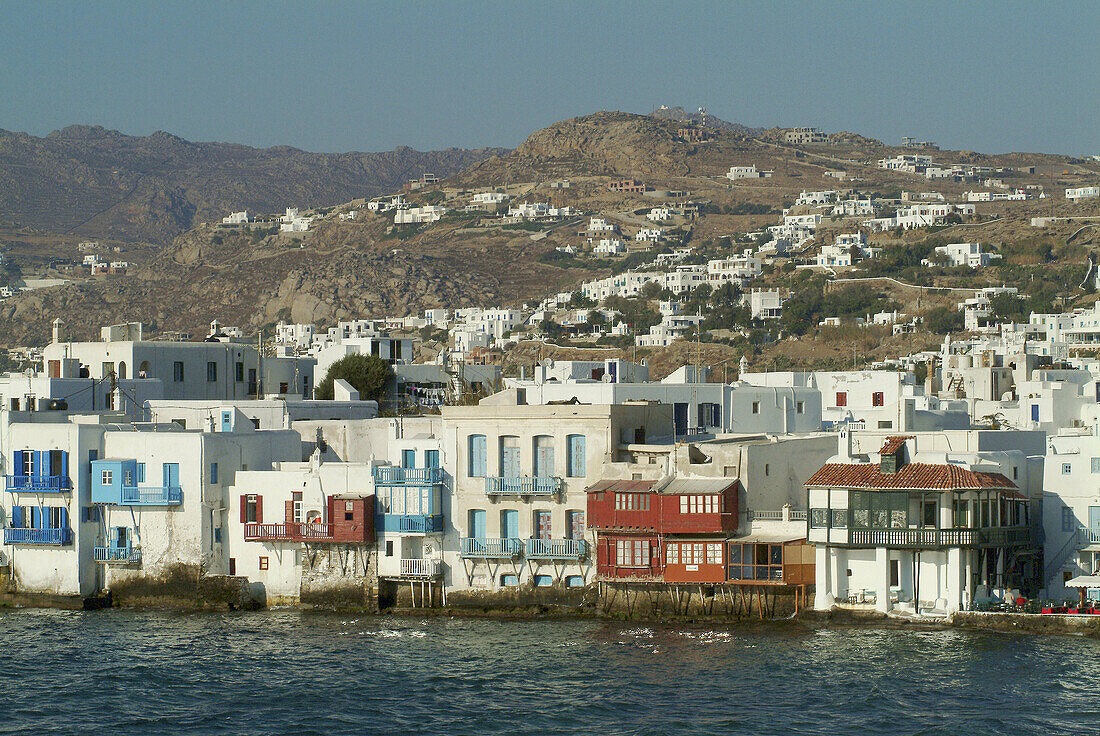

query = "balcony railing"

[1080,528,1100,544]
[94,546,142,563]
[374,467,443,485]
[485,476,561,496]
[845,526,1030,549]
[400,558,442,578]
[398,514,444,534]
[460,537,523,558]
[121,485,182,505]
[525,538,587,560]
[4,474,72,492]
[4,527,71,545]
[747,509,808,522]
[243,522,333,541]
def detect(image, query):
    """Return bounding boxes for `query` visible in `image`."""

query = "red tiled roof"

[586,479,659,494]
[805,462,1017,492]
[879,436,916,455]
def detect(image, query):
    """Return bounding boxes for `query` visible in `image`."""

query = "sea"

[1,609,1097,735]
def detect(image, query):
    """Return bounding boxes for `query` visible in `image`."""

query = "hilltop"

[0,125,506,243]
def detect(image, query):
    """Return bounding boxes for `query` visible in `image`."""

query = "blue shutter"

[469,435,486,477]
[13,451,24,477]
[108,527,118,546]
[568,435,586,477]
[31,507,41,529]
[33,450,42,478]
[137,463,145,483]
[402,450,415,469]
[11,506,23,528]
[60,451,69,480]
[58,507,68,531]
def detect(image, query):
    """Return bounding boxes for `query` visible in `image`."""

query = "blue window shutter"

[60,451,69,478]
[108,527,117,545]
[31,507,41,529]
[11,506,23,528]
[13,451,24,476]
[137,463,145,483]
[33,450,42,478]
[59,507,68,530]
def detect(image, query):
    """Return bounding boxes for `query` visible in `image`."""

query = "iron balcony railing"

[400,558,442,578]
[460,537,523,558]
[846,526,1030,549]
[94,546,142,563]
[4,527,71,545]
[4,474,72,492]
[485,476,561,496]
[121,485,183,505]
[243,522,333,541]
[373,467,443,485]
[525,538,587,560]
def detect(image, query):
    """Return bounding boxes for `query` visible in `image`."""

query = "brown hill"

[0,125,506,243]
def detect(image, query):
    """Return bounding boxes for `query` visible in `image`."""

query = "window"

[101,470,112,485]
[836,392,847,407]
[124,470,133,486]
[82,507,100,523]
[707,543,722,565]
[615,539,650,567]
[345,501,354,521]
[1063,507,1075,532]
[1091,458,1100,474]
[501,574,519,587]
[615,493,649,511]
[228,559,236,575]
[922,500,937,528]
[679,495,718,514]
[878,421,893,429]
[1063,463,1072,475]
[293,492,302,523]
[831,509,847,528]
[953,499,969,528]
[235,362,244,383]
[666,543,679,565]
[533,574,552,587]
[213,527,222,543]
[210,463,219,484]
[564,576,584,588]
[890,559,900,587]
[810,509,828,528]
[872,392,884,407]
[468,435,487,477]
[258,557,269,571]
[243,495,259,523]
[385,541,394,557]
[796,401,805,414]
[751,401,760,414]
[173,361,184,383]
[207,361,217,382]
[136,463,145,483]
[765,463,770,476]
[1012,467,1018,480]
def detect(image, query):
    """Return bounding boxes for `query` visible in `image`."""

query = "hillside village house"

[725,166,771,181]
[785,127,827,144]
[922,242,1001,269]
[1066,187,1100,201]
[749,289,784,320]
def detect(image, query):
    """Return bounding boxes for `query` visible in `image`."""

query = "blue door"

[469,435,487,477]
[501,509,519,539]
[425,450,439,469]
[674,403,689,436]
[469,509,486,539]
[1031,404,1040,422]
[220,411,232,432]
[567,435,586,477]
[163,463,179,489]
[401,450,415,468]
[535,444,554,477]
[501,445,521,477]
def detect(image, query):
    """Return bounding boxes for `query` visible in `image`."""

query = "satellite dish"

[601,374,613,383]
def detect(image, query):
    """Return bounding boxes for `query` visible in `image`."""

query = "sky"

[2,1,1098,155]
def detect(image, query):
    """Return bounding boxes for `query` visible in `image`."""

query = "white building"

[725,166,769,181]
[749,289,783,320]
[221,211,249,225]
[395,206,446,225]
[635,228,667,242]
[924,242,1001,269]
[646,208,672,222]
[1066,187,1100,202]
[592,238,626,256]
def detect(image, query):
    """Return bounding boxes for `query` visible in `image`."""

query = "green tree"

[923,306,964,334]
[314,354,394,402]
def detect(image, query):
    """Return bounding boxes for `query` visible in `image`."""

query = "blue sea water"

[0,609,1097,736]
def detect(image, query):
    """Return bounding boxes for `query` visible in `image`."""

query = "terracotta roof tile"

[805,462,1017,492]
[879,436,916,455]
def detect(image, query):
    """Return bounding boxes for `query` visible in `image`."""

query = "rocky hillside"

[0,125,506,243]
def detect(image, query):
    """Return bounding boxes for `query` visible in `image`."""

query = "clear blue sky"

[3,1,1097,155]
